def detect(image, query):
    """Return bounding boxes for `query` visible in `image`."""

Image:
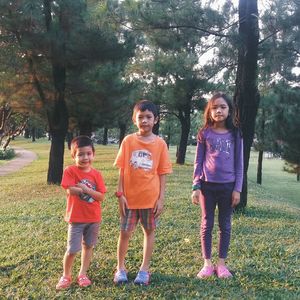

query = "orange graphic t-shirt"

[114,134,172,209]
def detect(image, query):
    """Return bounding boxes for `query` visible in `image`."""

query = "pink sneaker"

[77,274,92,287]
[215,265,233,278]
[56,276,72,290]
[196,266,215,279]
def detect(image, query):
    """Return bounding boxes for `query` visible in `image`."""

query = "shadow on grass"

[0,254,36,277]
[235,205,300,222]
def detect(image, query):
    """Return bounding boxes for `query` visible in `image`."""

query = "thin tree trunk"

[31,127,36,142]
[79,121,92,137]
[66,131,73,150]
[257,108,265,185]
[118,123,126,147]
[176,108,190,165]
[257,150,263,184]
[103,127,108,145]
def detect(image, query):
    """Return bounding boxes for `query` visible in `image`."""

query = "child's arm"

[191,135,205,205]
[116,169,128,216]
[154,174,166,218]
[68,186,84,196]
[76,183,104,202]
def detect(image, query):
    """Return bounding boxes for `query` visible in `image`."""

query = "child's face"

[73,146,95,170]
[210,97,229,124]
[134,109,158,136]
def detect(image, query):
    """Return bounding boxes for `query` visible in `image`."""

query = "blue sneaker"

[113,270,128,284]
[134,270,151,285]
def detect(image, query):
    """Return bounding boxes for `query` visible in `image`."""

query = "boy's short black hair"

[70,135,94,157]
[132,99,159,121]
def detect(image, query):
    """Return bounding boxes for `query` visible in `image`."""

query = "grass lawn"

[0,138,299,299]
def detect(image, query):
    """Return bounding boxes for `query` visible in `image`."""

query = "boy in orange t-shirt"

[56,136,106,290]
[113,100,172,285]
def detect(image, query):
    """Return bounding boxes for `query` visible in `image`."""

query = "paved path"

[0,148,37,176]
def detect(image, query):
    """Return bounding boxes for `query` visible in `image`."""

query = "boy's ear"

[154,116,159,124]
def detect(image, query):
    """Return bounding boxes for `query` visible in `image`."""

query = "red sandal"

[77,274,92,287]
[56,276,72,290]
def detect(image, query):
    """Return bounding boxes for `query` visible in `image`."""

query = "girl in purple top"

[191,92,243,279]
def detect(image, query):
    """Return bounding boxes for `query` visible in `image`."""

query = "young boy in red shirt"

[114,100,172,285]
[56,136,106,290]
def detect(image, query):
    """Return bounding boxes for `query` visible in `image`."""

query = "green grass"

[0,139,299,299]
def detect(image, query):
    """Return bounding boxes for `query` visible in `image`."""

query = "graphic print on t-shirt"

[79,179,96,203]
[130,149,153,171]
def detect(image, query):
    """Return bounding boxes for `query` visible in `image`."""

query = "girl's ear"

[154,116,159,124]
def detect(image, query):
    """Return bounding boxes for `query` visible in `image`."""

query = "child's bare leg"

[63,251,76,278]
[140,228,155,271]
[117,230,132,271]
[204,258,213,267]
[217,258,226,266]
[79,244,93,276]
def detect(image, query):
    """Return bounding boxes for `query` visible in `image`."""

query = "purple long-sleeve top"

[193,127,244,192]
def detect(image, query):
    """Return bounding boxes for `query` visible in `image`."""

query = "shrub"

[0,148,16,160]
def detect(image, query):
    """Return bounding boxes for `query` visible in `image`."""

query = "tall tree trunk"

[166,125,171,149]
[176,107,191,164]
[102,127,108,145]
[118,122,126,147]
[31,127,36,142]
[257,150,263,184]
[257,108,265,185]
[47,130,66,184]
[79,121,92,137]
[66,131,73,150]
[45,0,77,184]
[47,96,68,184]
[234,0,260,209]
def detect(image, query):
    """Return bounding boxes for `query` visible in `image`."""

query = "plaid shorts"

[120,208,157,231]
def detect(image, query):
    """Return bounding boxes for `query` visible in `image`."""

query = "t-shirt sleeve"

[157,140,172,175]
[61,166,76,189]
[96,171,107,194]
[114,138,126,169]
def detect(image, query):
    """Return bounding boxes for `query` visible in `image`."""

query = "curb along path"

[0,148,37,176]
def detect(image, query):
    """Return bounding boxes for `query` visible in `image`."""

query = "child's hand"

[231,191,240,207]
[76,183,88,193]
[118,195,128,217]
[191,190,201,205]
[154,199,164,218]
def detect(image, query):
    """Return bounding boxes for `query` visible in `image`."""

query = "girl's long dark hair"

[198,92,241,141]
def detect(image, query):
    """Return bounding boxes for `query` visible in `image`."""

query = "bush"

[0,148,16,160]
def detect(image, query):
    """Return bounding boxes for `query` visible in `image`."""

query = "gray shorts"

[67,222,100,254]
